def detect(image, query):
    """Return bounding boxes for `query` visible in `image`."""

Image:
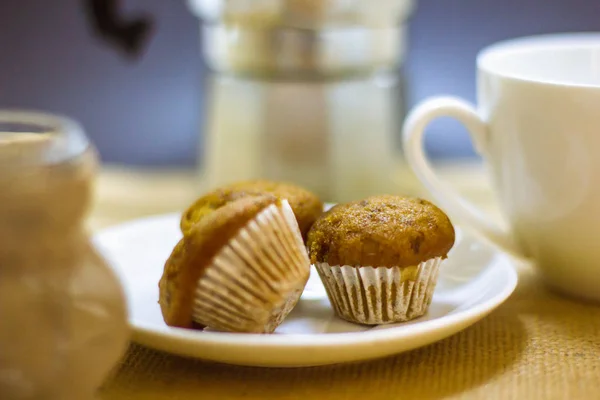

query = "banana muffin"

[180,179,323,241]
[307,195,455,325]
[160,195,310,333]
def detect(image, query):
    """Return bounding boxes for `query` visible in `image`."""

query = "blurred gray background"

[1,0,599,166]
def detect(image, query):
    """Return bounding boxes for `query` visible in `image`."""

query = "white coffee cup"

[402,33,600,302]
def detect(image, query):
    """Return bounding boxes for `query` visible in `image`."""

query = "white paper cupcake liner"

[315,257,442,325]
[192,200,310,333]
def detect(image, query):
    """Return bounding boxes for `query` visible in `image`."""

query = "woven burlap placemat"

[98,262,600,400]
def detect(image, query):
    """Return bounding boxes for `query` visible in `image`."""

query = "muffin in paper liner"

[191,200,310,333]
[315,257,443,325]
[307,195,455,326]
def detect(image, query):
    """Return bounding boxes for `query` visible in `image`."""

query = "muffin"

[307,195,455,325]
[180,179,323,241]
[159,195,311,333]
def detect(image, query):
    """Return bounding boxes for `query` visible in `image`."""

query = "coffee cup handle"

[402,96,524,258]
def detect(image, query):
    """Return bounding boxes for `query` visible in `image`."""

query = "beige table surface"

[95,164,600,400]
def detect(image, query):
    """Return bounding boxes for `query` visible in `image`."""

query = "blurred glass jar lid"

[188,0,416,77]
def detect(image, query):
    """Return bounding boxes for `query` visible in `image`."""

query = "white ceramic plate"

[94,213,517,368]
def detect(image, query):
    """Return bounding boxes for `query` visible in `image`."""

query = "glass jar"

[0,111,128,400]
[189,0,422,203]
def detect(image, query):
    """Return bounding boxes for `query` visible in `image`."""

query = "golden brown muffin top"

[160,195,278,329]
[180,179,323,240]
[307,195,455,268]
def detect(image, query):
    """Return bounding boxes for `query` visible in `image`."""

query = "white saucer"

[94,213,517,368]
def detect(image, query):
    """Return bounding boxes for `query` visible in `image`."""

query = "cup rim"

[477,32,600,88]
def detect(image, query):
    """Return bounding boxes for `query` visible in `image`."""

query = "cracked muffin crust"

[180,179,323,241]
[307,195,455,268]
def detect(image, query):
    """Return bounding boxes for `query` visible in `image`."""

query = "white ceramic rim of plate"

[132,270,515,346]
[97,212,517,349]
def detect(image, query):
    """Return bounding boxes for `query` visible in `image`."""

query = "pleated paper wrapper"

[315,257,443,325]
[192,200,310,333]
